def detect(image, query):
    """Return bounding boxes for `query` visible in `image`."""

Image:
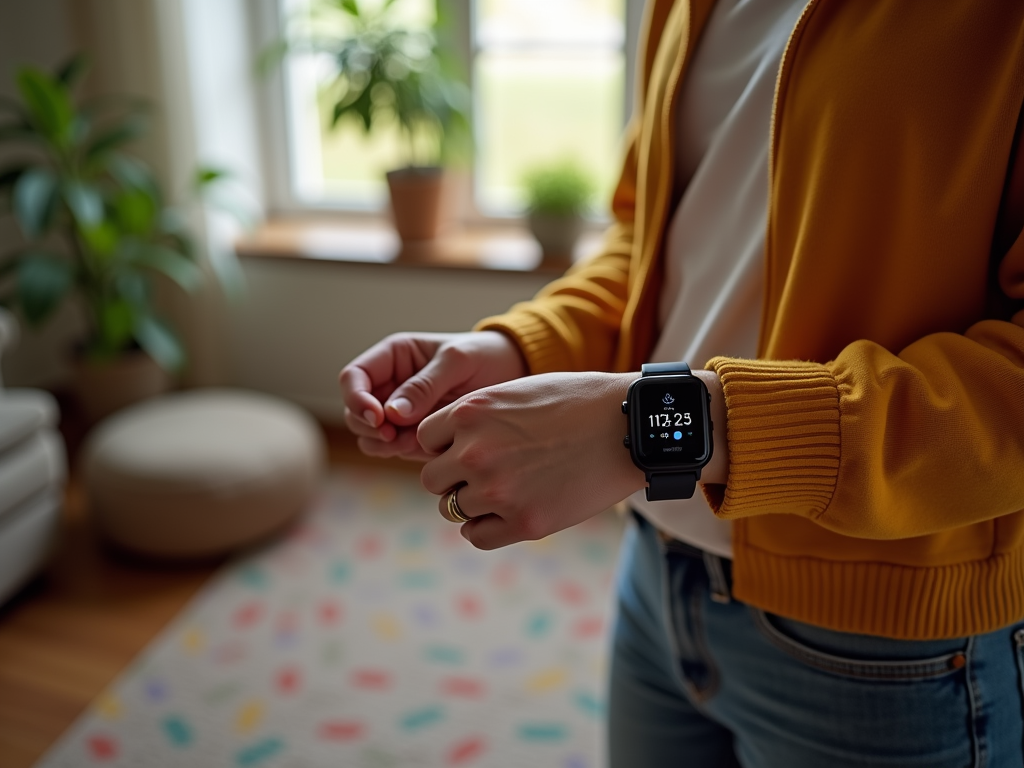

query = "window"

[262,0,641,219]
[473,0,625,213]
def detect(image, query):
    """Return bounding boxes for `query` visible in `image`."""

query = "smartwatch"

[622,362,714,501]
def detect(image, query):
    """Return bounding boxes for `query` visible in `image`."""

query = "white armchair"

[0,307,66,606]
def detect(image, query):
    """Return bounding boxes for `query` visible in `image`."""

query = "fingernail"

[389,397,413,417]
[363,410,377,427]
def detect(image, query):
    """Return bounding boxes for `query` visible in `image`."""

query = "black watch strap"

[641,361,698,500]
[647,471,699,501]
[641,361,692,376]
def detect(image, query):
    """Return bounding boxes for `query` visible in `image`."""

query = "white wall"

[228,259,551,421]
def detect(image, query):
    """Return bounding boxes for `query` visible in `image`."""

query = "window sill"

[235,217,603,275]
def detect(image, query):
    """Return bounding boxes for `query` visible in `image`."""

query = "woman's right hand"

[338,330,529,461]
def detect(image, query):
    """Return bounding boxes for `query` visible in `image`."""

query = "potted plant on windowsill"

[0,56,234,423]
[523,160,595,268]
[268,0,470,242]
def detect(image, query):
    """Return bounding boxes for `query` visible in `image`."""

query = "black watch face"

[632,378,709,466]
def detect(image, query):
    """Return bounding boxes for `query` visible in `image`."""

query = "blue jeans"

[608,513,1024,767]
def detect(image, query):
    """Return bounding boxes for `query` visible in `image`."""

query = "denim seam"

[750,608,965,681]
[657,535,694,700]
[686,582,721,703]
[703,551,732,604]
[1012,629,1024,767]
[966,636,983,768]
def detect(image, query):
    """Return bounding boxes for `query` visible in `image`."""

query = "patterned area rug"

[36,467,625,768]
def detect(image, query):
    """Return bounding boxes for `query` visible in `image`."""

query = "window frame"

[250,0,644,224]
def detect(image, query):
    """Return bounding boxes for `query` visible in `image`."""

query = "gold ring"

[446,486,471,523]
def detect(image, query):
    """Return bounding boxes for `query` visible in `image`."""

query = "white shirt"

[630,0,807,557]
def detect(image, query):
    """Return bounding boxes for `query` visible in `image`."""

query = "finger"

[419,443,466,495]
[417,400,460,456]
[384,347,475,427]
[459,514,521,551]
[344,407,396,441]
[358,430,433,461]
[434,483,485,522]
[342,334,436,427]
[339,364,386,429]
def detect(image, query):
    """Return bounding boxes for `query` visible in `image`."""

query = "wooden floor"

[0,424,413,768]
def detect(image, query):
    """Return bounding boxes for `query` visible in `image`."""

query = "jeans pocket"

[750,607,968,681]
[1015,627,1024,698]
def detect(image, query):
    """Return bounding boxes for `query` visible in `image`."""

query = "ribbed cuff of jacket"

[474,311,567,374]
[702,357,841,521]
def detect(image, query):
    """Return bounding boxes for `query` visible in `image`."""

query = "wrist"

[693,370,728,485]
[620,365,728,499]
[478,330,530,381]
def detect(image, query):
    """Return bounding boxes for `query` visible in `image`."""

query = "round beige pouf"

[84,389,326,558]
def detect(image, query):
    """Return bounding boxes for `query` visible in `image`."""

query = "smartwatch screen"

[634,378,709,466]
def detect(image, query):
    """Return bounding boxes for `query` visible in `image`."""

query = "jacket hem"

[733,537,1024,639]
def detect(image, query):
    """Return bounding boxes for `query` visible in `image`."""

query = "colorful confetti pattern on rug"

[36,467,624,768]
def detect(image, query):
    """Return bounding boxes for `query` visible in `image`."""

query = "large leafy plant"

[0,56,224,372]
[268,0,471,167]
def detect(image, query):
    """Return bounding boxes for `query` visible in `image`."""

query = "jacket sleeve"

[473,124,639,374]
[703,233,1024,540]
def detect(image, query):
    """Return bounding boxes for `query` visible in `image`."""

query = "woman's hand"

[417,371,648,549]
[339,331,528,461]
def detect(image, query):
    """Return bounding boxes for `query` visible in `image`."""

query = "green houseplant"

[0,56,229,420]
[523,160,595,266]
[268,0,471,241]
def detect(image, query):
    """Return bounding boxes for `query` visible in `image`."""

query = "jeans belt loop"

[702,551,732,604]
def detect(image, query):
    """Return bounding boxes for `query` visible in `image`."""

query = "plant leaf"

[13,168,59,238]
[55,54,90,89]
[157,229,196,261]
[63,180,105,227]
[133,244,204,293]
[85,114,147,161]
[113,188,156,234]
[194,165,229,190]
[107,153,159,198]
[95,298,135,355]
[340,0,360,17]
[132,312,184,372]
[16,253,74,325]
[114,268,149,307]
[16,68,73,145]
[80,221,119,258]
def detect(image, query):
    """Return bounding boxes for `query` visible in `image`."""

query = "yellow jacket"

[479,0,1024,639]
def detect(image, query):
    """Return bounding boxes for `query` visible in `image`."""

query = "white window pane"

[474,52,624,214]
[476,0,625,48]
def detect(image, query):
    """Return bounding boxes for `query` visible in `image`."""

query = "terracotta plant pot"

[527,211,585,267]
[73,350,171,425]
[386,166,445,242]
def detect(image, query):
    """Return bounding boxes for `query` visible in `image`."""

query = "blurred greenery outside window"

[279,0,627,218]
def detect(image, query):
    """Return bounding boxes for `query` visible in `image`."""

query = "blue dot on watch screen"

[673,431,683,440]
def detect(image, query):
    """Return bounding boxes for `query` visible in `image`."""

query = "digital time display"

[632,378,708,467]
[648,412,692,428]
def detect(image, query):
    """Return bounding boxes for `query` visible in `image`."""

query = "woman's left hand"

[417,371,647,549]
